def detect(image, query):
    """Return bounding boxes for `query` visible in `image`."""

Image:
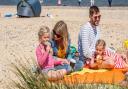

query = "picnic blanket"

[55,68,127,84]
[71,68,108,75]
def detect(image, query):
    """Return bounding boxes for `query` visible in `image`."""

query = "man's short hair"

[89,6,100,16]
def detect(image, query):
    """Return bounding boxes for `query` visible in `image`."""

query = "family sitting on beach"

[35,6,128,80]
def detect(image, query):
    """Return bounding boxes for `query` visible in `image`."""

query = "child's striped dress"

[104,49,125,68]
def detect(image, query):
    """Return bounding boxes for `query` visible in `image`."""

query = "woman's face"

[95,45,104,55]
[53,30,62,41]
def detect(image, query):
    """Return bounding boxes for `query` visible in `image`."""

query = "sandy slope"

[0,6,128,88]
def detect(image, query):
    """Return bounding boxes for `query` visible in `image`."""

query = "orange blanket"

[56,69,127,84]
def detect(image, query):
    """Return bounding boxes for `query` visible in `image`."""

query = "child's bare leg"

[47,70,58,81]
[120,72,128,87]
[90,63,98,69]
[48,69,66,81]
[56,69,67,78]
[120,80,128,87]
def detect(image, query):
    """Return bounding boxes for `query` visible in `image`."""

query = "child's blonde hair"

[38,26,50,40]
[95,39,106,49]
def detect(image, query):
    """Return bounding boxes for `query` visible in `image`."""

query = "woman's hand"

[58,59,70,65]
[57,57,70,65]
[62,59,70,65]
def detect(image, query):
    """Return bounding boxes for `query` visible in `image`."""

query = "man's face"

[90,12,101,26]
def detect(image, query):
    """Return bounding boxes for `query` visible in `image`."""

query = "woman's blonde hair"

[38,26,50,40]
[52,20,69,50]
[95,39,106,49]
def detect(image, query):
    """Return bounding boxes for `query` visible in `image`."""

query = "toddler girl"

[90,39,128,69]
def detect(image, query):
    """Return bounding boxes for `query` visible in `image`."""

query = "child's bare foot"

[120,72,128,87]
[120,80,128,88]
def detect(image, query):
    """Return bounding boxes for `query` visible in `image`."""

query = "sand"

[0,6,128,88]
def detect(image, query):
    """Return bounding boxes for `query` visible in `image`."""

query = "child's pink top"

[36,44,62,70]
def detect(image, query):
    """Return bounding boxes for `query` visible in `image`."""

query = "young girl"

[51,20,83,71]
[90,39,128,69]
[36,26,68,80]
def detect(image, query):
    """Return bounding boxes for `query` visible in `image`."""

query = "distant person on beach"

[108,0,112,7]
[57,0,62,6]
[78,6,101,65]
[36,26,69,80]
[78,0,82,6]
[51,20,83,71]
[39,0,43,4]
[90,0,95,6]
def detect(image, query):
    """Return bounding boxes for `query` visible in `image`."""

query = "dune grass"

[9,58,128,89]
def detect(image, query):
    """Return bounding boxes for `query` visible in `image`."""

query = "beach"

[0,0,128,6]
[0,6,128,88]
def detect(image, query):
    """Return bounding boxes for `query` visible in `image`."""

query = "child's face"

[40,33,50,44]
[95,46,104,55]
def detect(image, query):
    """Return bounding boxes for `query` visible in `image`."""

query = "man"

[57,0,62,6]
[78,6,101,63]
[78,0,82,6]
[90,0,95,6]
[108,0,112,7]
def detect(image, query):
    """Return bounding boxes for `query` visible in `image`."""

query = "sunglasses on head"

[53,30,62,38]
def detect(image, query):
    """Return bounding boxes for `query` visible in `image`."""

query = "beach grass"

[1,6,128,89]
[9,58,128,89]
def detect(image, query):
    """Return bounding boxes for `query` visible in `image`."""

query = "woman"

[51,20,83,71]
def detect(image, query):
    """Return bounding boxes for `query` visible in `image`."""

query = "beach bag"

[17,0,41,17]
